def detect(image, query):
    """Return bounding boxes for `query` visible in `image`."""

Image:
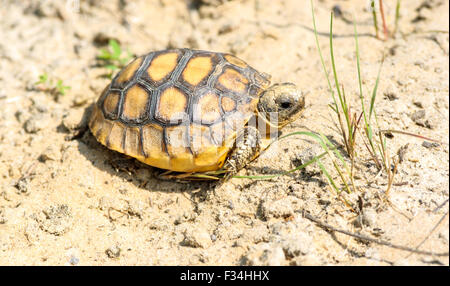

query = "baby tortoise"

[89,49,305,179]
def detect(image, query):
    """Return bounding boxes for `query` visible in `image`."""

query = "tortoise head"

[257,83,305,129]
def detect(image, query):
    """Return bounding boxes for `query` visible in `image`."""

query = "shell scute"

[102,91,120,119]
[112,56,144,89]
[220,95,237,113]
[155,86,189,124]
[106,121,126,153]
[165,125,195,171]
[223,54,248,69]
[124,126,141,158]
[143,50,182,87]
[121,84,151,122]
[215,66,249,94]
[193,89,221,125]
[179,52,220,90]
[190,124,223,168]
[141,124,171,169]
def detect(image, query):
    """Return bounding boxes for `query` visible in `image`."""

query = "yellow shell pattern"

[89,49,271,172]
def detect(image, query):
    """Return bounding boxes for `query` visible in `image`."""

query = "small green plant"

[55,79,71,96]
[35,73,49,86]
[35,72,71,99]
[97,39,133,77]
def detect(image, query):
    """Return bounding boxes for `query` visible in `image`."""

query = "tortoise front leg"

[223,126,262,178]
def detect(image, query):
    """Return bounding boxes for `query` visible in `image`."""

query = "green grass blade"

[394,0,401,35]
[354,18,379,161]
[105,64,119,70]
[329,12,353,146]
[354,20,368,127]
[279,131,351,178]
[371,0,379,38]
[98,49,112,60]
[310,0,338,111]
[190,173,221,180]
[233,129,345,196]
[329,13,343,105]
[319,134,348,168]
[369,56,384,120]
[316,159,341,194]
[109,39,122,59]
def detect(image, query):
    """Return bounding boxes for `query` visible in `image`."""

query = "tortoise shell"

[89,49,271,172]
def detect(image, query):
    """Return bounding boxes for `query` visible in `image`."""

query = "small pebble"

[281,233,313,258]
[291,146,322,174]
[72,93,91,107]
[0,209,6,224]
[183,227,212,248]
[410,110,425,122]
[69,256,79,265]
[38,204,72,236]
[397,144,409,163]
[62,108,88,131]
[15,178,30,194]
[410,110,434,129]
[39,145,61,162]
[261,197,300,220]
[352,208,376,228]
[127,199,145,218]
[332,5,343,18]
[384,92,398,101]
[24,113,51,134]
[242,243,285,266]
[413,101,423,108]
[422,141,439,149]
[106,245,121,258]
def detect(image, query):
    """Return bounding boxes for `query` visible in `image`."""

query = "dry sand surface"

[0,0,448,266]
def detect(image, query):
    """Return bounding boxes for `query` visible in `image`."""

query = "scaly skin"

[223,125,262,178]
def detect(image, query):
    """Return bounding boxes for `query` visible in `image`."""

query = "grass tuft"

[97,39,133,78]
[203,2,415,211]
[227,1,396,209]
[34,72,71,100]
[309,0,398,203]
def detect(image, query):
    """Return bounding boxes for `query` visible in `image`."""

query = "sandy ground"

[0,0,448,266]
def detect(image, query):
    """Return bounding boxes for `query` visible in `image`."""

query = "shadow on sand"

[74,104,216,195]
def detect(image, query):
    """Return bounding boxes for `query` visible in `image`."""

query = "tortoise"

[89,48,305,179]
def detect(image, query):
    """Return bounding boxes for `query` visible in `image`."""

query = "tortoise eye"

[280,101,292,109]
